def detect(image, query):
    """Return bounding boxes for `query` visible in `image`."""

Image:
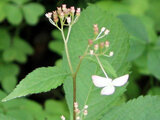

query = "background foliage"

[0,0,160,119]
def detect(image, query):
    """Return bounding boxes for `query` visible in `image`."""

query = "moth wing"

[101,85,115,95]
[92,75,111,88]
[112,74,129,87]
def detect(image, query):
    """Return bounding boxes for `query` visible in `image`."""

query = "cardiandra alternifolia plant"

[2,5,131,120]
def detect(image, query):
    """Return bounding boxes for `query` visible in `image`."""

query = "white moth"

[92,74,129,95]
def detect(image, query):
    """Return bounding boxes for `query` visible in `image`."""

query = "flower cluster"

[45,4,81,27]
[88,24,113,57]
[74,102,88,120]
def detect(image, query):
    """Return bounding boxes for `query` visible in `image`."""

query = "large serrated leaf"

[2,67,68,102]
[63,5,130,120]
[101,96,160,120]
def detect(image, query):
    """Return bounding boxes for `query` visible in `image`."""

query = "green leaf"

[5,4,23,25]
[0,29,10,50]
[63,5,130,120]
[2,66,68,101]
[101,96,160,120]
[148,49,160,80]
[13,37,33,55]
[118,14,149,43]
[49,40,64,55]
[23,3,45,25]
[0,63,19,81]
[2,37,33,63]
[2,76,17,93]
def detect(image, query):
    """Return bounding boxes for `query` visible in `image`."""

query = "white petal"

[101,85,115,95]
[112,74,129,87]
[92,75,112,88]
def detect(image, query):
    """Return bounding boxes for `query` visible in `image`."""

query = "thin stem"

[61,30,74,75]
[95,55,108,78]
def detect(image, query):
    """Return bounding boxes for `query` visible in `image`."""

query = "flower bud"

[100,42,104,49]
[101,27,106,32]
[90,50,94,55]
[94,44,99,51]
[62,4,66,11]
[93,24,99,35]
[70,6,75,15]
[88,39,93,46]
[45,12,52,19]
[109,51,114,57]
[76,8,81,16]
[67,17,71,24]
[74,102,78,108]
[83,110,88,116]
[61,115,65,120]
[105,41,110,47]
[59,12,64,20]
[84,105,88,109]
[76,116,80,120]
[104,29,110,35]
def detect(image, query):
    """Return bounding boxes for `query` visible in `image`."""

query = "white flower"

[92,74,129,95]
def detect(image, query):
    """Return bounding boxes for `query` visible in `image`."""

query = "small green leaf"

[0,29,10,50]
[23,3,45,25]
[49,40,64,55]
[5,4,23,25]
[0,63,19,81]
[118,14,149,43]
[148,87,160,96]
[101,96,160,120]
[2,66,68,102]
[148,49,160,80]
[2,76,17,93]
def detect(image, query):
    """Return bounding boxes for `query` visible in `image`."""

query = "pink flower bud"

[105,41,110,47]
[59,12,64,19]
[62,4,66,11]
[45,12,52,19]
[83,110,88,116]
[94,44,99,51]
[76,8,81,16]
[93,24,99,35]
[100,42,104,49]
[67,17,71,24]
[75,108,80,114]
[88,39,93,45]
[70,6,75,14]
[74,102,78,108]
[104,29,110,35]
